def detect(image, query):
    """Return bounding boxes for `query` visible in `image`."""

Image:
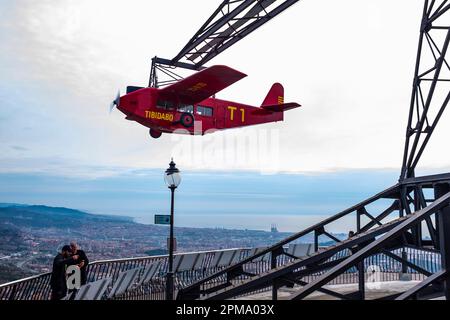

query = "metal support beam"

[149,0,303,88]
[400,0,450,180]
[435,183,450,299]
[357,258,365,299]
[288,192,450,300]
[201,215,409,300]
[360,201,399,233]
[381,249,432,276]
[396,270,447,300]
[171,0,301,68]
[281,278,353,300]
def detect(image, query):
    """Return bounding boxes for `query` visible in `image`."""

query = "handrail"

[0,247,249,300]
[0,272,51,288]
[401,172,450,186]
[85,247,243,265]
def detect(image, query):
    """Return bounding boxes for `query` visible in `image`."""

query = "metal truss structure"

[174,0,450,300]
[401,0,450,181]
[149,0,301,87]
[176,173,450,300]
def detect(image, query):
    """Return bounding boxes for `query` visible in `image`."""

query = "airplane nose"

[116,94,138,114]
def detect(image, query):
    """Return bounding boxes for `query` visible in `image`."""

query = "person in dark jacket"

[70,241,89,285]
[50,245,78,300]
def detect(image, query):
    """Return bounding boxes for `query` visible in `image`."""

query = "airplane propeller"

[109,90,120,113]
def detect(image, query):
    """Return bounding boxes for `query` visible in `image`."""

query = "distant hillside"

[0,205,133,229]
[0,223,26,252]
[0,203,28,208]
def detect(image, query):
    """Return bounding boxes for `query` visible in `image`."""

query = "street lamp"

[164,159,181,300]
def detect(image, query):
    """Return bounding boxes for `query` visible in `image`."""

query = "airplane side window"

[156,99,166,110]
[166,100,174,110]
[178,104,194,113]
[196,106,213,117]
[157,100,175,110]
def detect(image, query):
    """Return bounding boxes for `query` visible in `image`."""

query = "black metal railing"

[0,248,247,300]
[187,246,443,300]
[0,245,442,300]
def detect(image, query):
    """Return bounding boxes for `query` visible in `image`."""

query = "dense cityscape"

[0,203,344,284]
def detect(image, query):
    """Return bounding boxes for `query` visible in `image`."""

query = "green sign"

[154,214,171,225]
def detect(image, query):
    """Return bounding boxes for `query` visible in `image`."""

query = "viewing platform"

[0,244,441,300]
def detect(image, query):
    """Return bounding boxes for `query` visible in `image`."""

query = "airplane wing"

[260,102,301,112]
[158,65,247,104]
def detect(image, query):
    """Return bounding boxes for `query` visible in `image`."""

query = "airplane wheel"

[180,112,194,128]
[149,129,162,139]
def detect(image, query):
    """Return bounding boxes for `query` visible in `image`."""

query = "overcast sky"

[1,0,449,178]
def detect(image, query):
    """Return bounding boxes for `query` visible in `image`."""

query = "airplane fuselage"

[117,87,283,137]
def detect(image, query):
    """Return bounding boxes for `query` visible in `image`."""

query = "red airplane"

[111,65,301,138]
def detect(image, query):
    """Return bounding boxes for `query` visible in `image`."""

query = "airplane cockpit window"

[196,106,213,117]
[178,104,194,113]
[157,99,174,110]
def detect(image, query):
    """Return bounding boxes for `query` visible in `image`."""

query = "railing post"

[435,183,450,300]
[401,250,408,274]
[413,187,423,246]
[314,228,321,252]
[357,246,365,299]
[8,284,16,301]
[272,280,278,301]
[357,208,362,233]
[271,248,280,300]
[399,249,413,281]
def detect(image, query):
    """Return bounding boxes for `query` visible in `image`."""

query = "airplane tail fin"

[261,83,284,106]
[260,83,301,112]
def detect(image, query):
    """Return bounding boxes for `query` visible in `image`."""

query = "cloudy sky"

[1,0,448,176]
[0,1,449,230]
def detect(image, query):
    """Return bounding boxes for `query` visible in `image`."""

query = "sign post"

[167,237,177,252]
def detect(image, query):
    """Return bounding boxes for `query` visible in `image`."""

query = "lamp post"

[164,159,181,300]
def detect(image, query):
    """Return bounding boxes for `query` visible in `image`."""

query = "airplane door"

[195,105,216,133]
[213,102,225,129]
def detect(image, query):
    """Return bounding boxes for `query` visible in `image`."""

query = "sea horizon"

[1,168,445,234]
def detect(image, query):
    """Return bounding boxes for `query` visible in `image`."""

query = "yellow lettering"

[188,82,207,92]
[228,106,237,121]
[240,108,245,122]
[145,111,173,121]
[277,96,284,105]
